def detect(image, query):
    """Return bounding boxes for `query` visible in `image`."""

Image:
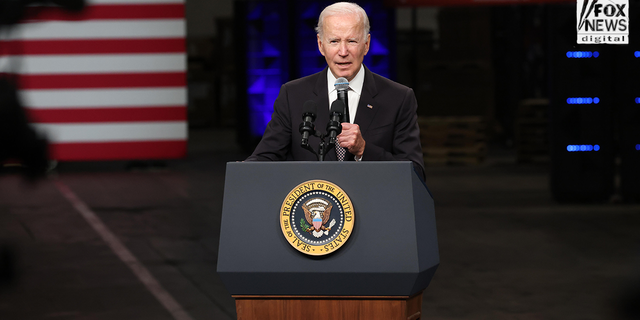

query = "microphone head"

[334,77,349,91]
[330,100,345,114]
[302,100,317,119]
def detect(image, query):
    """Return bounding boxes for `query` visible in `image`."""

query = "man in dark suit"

[246,2,425,180]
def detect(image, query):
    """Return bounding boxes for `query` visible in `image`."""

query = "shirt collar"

[327,64,365,96]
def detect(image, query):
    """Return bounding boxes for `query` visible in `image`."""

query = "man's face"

[317,14,370,82]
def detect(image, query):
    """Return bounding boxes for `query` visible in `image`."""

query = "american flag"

[1,0,187,161]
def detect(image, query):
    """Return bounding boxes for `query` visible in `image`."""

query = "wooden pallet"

[423,145,486,165]
[419,116,486,166]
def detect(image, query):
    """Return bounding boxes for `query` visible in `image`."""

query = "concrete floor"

[1,128,639,320]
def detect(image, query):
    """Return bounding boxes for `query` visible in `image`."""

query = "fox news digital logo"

[577,0,629,44]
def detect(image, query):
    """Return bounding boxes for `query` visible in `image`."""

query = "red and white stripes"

[2,0,187,161]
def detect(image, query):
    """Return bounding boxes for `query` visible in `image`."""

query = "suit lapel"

[354,65,379,139]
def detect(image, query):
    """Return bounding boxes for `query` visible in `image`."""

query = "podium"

[217,161,439,320]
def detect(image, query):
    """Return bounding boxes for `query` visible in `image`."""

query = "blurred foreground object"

[0,0,84,26]
[1,0,85,177]
[0,77,48,179]
[0,244,17,290]
[2,0,188,161]
[617,278,640,319]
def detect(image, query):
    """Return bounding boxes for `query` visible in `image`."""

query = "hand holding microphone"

[298,98,362,161]
[337,123,365,158]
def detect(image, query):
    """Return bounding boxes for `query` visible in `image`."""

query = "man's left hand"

[337,123,365,157]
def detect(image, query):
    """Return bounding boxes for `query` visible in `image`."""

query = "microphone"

[299,100,317,146]
[327,100,345,144]
[334,77,349,123]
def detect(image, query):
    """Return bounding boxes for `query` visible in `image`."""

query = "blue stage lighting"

[566,51,599,58]
[567,144,601,152]
[566,97,599,104]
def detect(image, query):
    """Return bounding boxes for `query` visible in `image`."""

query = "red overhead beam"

[385,0,574,6]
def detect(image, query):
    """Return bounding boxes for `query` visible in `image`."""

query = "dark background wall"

[185,0,640,203]
[186,1,548,145]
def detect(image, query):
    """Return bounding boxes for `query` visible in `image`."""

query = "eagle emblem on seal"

[301,198,336,238]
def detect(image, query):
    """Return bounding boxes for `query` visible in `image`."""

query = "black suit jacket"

[246,66,425,179]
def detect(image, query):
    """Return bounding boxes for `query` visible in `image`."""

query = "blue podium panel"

[217,161,438,296]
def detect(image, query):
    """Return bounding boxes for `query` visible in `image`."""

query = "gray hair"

[315,2,370,40]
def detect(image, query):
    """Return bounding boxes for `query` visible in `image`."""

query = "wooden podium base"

[233,292,423,320]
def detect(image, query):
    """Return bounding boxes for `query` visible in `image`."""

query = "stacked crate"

[419,117,487,165]
[515,99,549,163]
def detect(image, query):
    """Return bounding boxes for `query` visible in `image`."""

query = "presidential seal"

[280,180,355,256]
